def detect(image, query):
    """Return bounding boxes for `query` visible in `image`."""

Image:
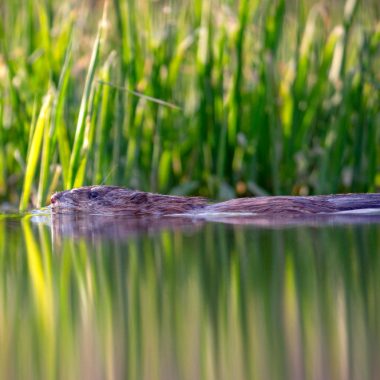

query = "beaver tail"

[205,194,380,215]
[324,193,380,213]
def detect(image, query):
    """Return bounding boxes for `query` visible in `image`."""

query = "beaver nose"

[50,193,60,204]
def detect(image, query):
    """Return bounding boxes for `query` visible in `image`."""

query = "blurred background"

[0,0,379,209]
[1,3,380,379]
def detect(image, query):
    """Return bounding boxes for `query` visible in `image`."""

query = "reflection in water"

[34,211,380,239]
[0,215,379,379]
[49,213,204,240]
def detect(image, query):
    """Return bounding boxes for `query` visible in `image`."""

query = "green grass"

[0,0,379,209]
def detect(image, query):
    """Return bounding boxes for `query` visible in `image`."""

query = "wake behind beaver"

[49,186,380,216]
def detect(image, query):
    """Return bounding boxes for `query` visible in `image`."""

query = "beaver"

[49,185,380,216]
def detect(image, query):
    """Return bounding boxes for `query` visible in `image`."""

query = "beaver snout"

[50,193,61,205]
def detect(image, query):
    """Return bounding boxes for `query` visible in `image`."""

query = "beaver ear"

[130,192,148,204]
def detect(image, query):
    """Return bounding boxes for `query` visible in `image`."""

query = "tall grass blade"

[98,80,181,110]
[53,41,72,188]
[67,6,106,188]
[19,92,53,211]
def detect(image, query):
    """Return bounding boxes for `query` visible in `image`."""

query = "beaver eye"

[89,191,99,199]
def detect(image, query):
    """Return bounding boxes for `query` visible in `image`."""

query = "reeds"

[0,0,379,209]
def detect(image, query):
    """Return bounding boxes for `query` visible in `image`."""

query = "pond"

[0,212,379,379]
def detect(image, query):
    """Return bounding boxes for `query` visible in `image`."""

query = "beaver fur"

[50,186,380,216]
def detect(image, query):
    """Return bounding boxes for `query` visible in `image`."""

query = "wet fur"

[51,186,208,215]
[206,194,380,214]
[50,186,380,216]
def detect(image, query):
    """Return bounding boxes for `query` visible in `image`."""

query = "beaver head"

[50,186,208,215]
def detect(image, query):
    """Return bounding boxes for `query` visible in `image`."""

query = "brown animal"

[50,186,380,216]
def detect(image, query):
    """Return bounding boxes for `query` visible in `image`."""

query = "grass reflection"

[0,217,379,379]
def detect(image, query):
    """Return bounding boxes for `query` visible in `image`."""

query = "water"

[1,212,380,379]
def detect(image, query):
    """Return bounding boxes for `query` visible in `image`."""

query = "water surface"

[0,212,379,379]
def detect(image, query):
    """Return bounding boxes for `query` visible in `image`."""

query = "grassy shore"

[0,0,379,209]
